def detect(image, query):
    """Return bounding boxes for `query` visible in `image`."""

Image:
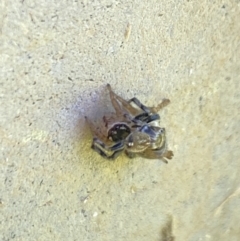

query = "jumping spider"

[85,84,173,162]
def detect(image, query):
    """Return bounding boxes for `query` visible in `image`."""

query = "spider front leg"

[91,137,125,160]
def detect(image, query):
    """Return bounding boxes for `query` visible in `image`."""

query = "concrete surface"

[1,0,240,240]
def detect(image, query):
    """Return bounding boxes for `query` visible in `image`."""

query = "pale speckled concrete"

[1,0,240,241]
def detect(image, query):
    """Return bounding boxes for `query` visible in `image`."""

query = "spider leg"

[128,97,151,113]
[163,150,174,159]
[91,137,125,160]
[128,97,170,114]
[140,148,174,163]
[123,112,160,129]
[107,84,139,116]
[123,113,143,126]
[125,151,136,159]
[134,113,160,123]
[107,84,127,118]
[85,116,106,141]
[106,84,169,118]
[149,99,170,113]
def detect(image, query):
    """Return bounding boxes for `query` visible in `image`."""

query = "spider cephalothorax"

[85,84,173,162]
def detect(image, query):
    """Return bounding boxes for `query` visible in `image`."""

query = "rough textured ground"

[1,0,240,241]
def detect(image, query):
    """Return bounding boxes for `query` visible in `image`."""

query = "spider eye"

[127,142,134,147]
[160,128,165,133]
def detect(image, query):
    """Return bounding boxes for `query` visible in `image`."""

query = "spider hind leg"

[107,84,139,116]
[106,84,124,118]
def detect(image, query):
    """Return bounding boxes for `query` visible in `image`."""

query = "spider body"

[85,84,173,162]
